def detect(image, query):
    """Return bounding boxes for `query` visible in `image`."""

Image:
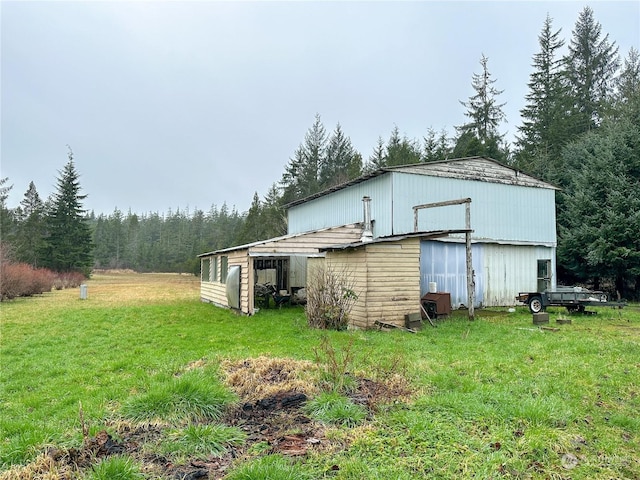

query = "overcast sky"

[2,1,638,216]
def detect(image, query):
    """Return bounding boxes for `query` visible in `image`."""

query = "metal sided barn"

[198,224,364,315]
[287,157,559,316]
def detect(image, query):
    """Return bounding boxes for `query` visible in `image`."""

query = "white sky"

[1,1,638,215]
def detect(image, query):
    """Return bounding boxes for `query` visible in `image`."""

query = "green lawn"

[1,273,638,479]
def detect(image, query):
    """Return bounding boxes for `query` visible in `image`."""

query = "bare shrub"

[53,271,86,290]
[313,335,357,393]
[0,243,82,300]
[0,263,55,300]
[0,263,30,300]
[305,264,358,330]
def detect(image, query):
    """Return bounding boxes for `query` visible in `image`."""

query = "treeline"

[1,7,639,298]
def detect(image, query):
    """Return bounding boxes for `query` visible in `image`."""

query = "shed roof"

[285,156,558,208]
[320,229,472,252]
[197,223,363,257]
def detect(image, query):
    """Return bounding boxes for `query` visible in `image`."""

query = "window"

[537,259,551,292]
[201,258,210,282]
[212,256,219,282]
[220,256,228,283]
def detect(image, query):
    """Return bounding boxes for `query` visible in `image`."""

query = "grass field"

[1,272,638,479]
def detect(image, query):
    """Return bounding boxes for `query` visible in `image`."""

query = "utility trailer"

[516,286,626,314]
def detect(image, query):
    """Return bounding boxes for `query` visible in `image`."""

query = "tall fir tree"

[453,54,508,162]
[280,114,327,204]
[557,117,640,297]
[262,183,287,238]
[385,126,421,166]
[236,192,268,245]
[0,177,14,247]
[515,14,567,180]
[613,47,640,122]
[422,127,452,162]
[365,136,387,172]
[320,123,362,189]
[562,6,620,137]
[42,148,94,275]
[14,181,47,266]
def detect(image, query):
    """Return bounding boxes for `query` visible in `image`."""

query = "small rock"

[561,453,579,470]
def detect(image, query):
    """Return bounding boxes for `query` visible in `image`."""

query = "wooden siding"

[363,240,421,328]
[326,238,422,329]
[200,249,251,313]
[324,249,369,329]
[200,224,365,315]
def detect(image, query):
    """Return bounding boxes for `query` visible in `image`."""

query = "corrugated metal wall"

[289,171,556,246]
[420,241,485,308]
[420,241,556,307]
[482,244,556,305]
[287,175,393,235]
[393,173,556,245]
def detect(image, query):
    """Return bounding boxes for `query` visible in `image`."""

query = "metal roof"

[320,229,473,252]
[285,156,558,208]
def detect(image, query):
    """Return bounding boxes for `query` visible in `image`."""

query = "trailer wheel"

[529,296,544,313]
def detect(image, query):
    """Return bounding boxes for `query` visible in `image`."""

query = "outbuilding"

[198,223,364,314]
[199,156,558,325]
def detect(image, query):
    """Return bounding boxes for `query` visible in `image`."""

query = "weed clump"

[304,391,367,427]
[120,371,236,425]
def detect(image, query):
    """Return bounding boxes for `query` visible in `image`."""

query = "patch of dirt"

[224,390,321,457]
[3,357,410,480]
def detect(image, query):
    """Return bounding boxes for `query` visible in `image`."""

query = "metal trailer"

[516,286,626,314]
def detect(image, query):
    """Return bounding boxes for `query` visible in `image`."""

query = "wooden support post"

[412,197,475,320]
[465,202,475,321]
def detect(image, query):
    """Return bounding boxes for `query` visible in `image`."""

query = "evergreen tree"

[613,47,640,122]
[321,123,362,189]
[515,14,568,179]
[124,210,140,270]
[422,127,452,162]
[0,177,14,245]
[385,126,421,166]
[14,182,47,266]
[280,114,327,203]
[563,6,620,136]
[453,54,508,161]
[557,117,640,297]
[42,148,94,275]
[237,192,267,245]
[365,136,387,172]
[262,183,287,238]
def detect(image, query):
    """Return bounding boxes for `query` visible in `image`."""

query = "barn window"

[212,256,219,282]
[220,256,229,283]
[201,258,210,282]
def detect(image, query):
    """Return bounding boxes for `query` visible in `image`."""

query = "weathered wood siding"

[363,239,421,328]
[324,249,369,329]
[200,249,250,313]
[326,238,422,329]
[200,224,364,315]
